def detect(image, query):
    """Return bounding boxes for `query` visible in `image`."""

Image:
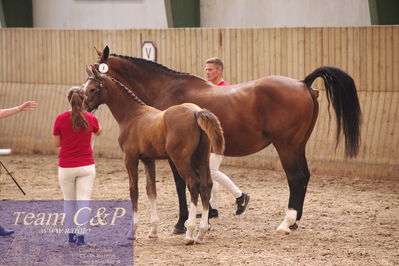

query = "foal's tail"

[303,66,362,158]
[195,110,225,155]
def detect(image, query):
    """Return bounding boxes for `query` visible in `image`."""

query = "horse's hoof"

[171,225,186,235]
[289,223,298,230]
[207,223,213,231]
[184,238,195,245]
[127,235,136,240]
[276,227,290,235]
[148,233,158,239]
[195,239,204,244]
[119,241,133,247]
[194,237,204,244]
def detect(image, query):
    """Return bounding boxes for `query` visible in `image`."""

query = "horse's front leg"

[168,159,188,234]
[143,159,159,238]
[124,154,140,240]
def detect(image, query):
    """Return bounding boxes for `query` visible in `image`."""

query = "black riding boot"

[68,233,76,243]
[77,235,85,246]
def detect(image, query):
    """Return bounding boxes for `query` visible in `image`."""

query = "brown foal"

[84,65,225,244]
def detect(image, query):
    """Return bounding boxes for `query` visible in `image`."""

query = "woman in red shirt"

[53,87,102,246]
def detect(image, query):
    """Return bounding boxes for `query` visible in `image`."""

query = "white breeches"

[209,153,242,209]
[58,164,96,234]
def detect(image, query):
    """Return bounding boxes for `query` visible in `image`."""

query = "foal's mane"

[104,74,146,106]
[110,53,203,79]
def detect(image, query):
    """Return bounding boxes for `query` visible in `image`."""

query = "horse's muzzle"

[85,102,98,113]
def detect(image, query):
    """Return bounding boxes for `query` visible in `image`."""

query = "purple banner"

[0,200,133,266]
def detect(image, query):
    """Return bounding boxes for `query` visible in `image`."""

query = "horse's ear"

[86,65,93,76]
[94,47,102,57]
[102,46,110,61]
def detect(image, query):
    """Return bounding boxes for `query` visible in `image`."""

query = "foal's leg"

[143,159,160,238]
[195,163,212,244]
[192,135,212,244]
[124,154,140,240]
[172,160,200,245]
[274,145,308,235]
[185,177,201,245]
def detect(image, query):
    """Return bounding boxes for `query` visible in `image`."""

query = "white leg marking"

[148,199,159,238]
[127,211,139,240]
[195,208,209,244]
[276,209,297,235]
[184,203,197,245]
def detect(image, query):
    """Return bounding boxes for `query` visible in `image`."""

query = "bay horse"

[84,65,225,244]
[93,46,361,235]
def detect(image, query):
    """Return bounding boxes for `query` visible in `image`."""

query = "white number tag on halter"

[99,63,109,74]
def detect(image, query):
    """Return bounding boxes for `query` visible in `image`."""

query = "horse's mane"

[110,53,191,77]
[106,75,147,106]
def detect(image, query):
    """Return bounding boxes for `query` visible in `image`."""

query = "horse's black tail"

[303,66,362,158]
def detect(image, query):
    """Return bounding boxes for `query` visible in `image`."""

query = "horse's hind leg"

[274,145,309,235]
[143,159,159,238]
[168,159,188,235]
[295,150,311,223]
[274,93,317,235]
[291,94,318,226]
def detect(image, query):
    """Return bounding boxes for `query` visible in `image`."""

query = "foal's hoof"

[184,237,195,245]
[289,223,298,230]
[276,226,290,235]
[194,234,206,244]
[127,235,136,240]
[194,237,205,244]
[171,225,186,235]
[126,230,136,240]
[148,233,158,239]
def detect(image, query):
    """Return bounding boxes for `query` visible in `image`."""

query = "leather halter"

[86,74,146,107]
[87,77,103,85]
[85,77,103,112]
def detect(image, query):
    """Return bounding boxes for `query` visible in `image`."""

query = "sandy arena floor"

[0,154,398,265]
